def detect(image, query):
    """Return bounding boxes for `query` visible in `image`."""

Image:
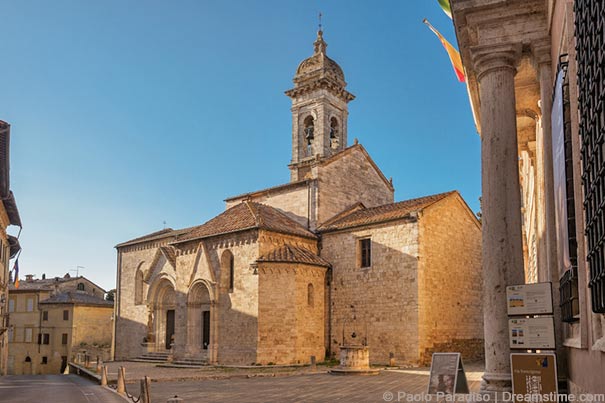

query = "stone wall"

[72,305,113,350]
[317,146,394,225]
[114,243,164,360]
[257,263,326,364]
[194,231,260,364]
[417,193,483,364]
[322,219,420,365]
[225,181,317,229]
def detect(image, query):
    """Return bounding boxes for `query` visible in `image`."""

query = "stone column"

[471,43,525,393]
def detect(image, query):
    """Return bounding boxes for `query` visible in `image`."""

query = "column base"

[480,372,513,401]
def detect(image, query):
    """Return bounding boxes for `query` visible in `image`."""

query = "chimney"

[25,274,34,282]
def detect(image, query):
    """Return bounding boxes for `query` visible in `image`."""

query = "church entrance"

[149,278,176,352]
[165,309,175,350]
[187,281,213,358]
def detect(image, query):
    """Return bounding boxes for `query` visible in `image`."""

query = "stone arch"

[147,275,176,351]
[329,116,339,149]
[302,114,315,156]
[186,280,214,357]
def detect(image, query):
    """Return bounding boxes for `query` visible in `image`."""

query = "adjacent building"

[0,120,22,376]
[7,274,112,375]
[450,0,605,394]
[114,31,483,366]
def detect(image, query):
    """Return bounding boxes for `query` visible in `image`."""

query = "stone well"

[329,345,380,375]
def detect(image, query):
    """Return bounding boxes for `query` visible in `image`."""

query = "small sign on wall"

[506,283,553,316]
[508,317,556,350]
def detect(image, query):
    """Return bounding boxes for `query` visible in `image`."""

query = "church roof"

[257,244,330,268]
[116,228,190,248]
[225,179,312,203]
[39,291,113,307]
[318,191,457,232]
[175,201,317,243]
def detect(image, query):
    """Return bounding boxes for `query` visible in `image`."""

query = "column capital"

[470,43,522,80]
[531,38,551,68]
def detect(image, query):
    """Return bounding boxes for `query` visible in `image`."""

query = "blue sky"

[0,0,480,291]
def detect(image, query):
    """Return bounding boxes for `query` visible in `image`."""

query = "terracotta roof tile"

[257,244,330,267]
[176,201,316,242]
[9,277,73,291]
[39,291,113,307]
[318,191,456,232]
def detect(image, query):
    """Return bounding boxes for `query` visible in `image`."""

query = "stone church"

[113,30,483,366]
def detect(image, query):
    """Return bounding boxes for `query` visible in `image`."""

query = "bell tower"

[285,30,355,181]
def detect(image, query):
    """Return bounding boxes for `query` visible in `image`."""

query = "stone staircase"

[158,356,208,368]
[131,351,171,363]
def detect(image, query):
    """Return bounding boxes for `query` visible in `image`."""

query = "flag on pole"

[438,0,452,19]
[13,259,19,289]
[423,19,466,82]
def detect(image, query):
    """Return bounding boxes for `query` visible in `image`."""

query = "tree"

[105,289,116,302]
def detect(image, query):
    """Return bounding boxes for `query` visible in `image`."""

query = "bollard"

[140,376,152,403]
[117,366,126,395]
[96,360,102,374]
[389,352,395,367]
[310,355,317,371]
[101,365,108,386]
[167,396,183,403]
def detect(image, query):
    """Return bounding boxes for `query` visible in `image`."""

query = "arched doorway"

[149,278,176,352]
[187,281,212,357]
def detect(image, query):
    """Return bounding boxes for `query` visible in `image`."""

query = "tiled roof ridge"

[257,243,331,267]
[318,190,457,232]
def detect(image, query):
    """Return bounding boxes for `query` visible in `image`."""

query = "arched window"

[134,269,144,305]
[303,116,315,156]
[77,283,85,291]
[307,283,314,307]
[330,117,339,149]
[221,250,234,293]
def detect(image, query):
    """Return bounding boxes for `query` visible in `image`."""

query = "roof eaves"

[319,213,417,234]
[170,226,259,245]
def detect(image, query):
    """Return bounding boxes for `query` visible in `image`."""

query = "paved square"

[124,364,483,403]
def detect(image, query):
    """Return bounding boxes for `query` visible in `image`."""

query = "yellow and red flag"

[423,19,465,82]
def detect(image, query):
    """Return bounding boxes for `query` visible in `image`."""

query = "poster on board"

[507,283,553,315]
[427,353,469,395]
[509,317,556,349]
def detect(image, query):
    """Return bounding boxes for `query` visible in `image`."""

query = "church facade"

[113,30,483,366]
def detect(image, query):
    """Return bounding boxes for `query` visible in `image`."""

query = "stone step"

[158,361,207,368]
[130,358,169,363]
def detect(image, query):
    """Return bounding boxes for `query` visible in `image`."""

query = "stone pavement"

[119,362,484,403]
[0,374,126,403]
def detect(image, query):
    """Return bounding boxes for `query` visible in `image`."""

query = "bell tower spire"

[285,27,355,181]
